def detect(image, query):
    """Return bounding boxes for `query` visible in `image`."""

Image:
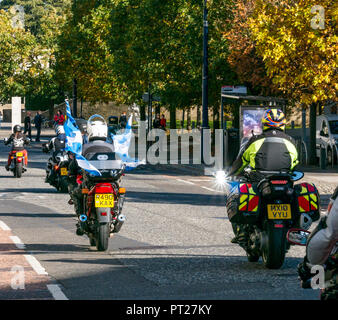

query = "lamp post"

[201,0,209,163]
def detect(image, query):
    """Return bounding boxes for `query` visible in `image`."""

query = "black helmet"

[13,125,22,133]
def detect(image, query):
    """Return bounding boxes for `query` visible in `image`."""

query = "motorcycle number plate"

[16,152,23,157]
[267,204,291,219]
[60,168,68,176]
[95,194,114,208]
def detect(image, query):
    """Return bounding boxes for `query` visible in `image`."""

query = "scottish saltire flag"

[111,116,145,171]
[64,100,101,176]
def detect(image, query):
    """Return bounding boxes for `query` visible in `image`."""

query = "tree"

[249,0,338,105]
[0,10,38,102]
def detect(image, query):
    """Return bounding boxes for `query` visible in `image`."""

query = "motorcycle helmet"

[262,109,286,131]
[55,125,65,136]
[87,114,108,142]
[13,125,22,133]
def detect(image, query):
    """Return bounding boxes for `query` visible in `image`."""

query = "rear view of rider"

[68,116,115,233]
[43,125,66,183]
[298,186,338,293]
[5,125,30,171]
[228,109,299,243]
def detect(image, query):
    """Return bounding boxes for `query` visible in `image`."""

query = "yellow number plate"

[60,168,68,176]
[16,152,23,157]
[95,194,114,208]
[267,204,291,219]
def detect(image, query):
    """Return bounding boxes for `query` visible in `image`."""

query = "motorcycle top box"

[226,183,261,225]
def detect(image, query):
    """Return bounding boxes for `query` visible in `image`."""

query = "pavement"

[0,125,337,300]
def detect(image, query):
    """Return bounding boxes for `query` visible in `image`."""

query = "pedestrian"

[24,111,32,140]
[34,111,42,142]
[160,114,166,130]
[0,111,2,129]
[153,113,161,129]
[54,110,65,126]
[119,111,127,128]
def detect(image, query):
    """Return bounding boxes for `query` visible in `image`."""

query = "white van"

[316,114,338,165]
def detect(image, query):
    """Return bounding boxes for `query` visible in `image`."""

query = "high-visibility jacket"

[229,128,299,176]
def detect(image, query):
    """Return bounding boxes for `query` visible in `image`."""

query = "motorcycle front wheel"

[96,223,109,251]
[15,162,23,178]
[261,222,286,269]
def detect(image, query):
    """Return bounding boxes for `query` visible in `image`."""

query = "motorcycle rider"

[5,125,30,171]
[298,186,338,288]
[228,109,299,244]
[43,125,67,184]
[67,115,115,234]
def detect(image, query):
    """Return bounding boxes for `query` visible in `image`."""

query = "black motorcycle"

[226,169,320,269]
[76,152,126,251]
[43,145,70,193]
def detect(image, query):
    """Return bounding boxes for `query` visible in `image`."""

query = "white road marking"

[24,255,48,275]
[0,220,11,231]
[9,236,26,250]
[201,186,217,192]
[176,179,195,185]
[47,284,69,300]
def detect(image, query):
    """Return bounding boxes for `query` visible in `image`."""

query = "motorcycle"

[76,152,126,251]
[4,138,29,178]
[226,169,320,269]
[43,144,70,193]
[288,229,337,300]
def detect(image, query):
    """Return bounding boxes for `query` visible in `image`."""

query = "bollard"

[320,145,326,169]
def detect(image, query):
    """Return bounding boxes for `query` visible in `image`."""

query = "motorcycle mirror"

[286,228,310,246]
[3,138,8,142]
[291,171,304,181]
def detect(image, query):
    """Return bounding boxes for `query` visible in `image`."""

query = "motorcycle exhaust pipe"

[113,214,126,233]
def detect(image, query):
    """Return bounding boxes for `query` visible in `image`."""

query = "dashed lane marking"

[0,220,11,231]
[175,179,195,185]
[9,236,26,250]
[24,254,48,276]
[47,284,69,300]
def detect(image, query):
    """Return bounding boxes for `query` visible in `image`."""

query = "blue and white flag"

[111,116,145,171]
[64,100,101,176]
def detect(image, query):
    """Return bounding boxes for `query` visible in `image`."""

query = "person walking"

[119,112,127,128]
[54,110,65,126]
[160,114,166,130]
[24,111,32,140]
[0,111,3,129]
[153,113,161,129]
[34,111,43,142]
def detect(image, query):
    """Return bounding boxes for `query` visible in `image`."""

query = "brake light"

[95,183,113,194]
[271,180,288,185]
[17,158,22,163]
[274,224,284,228]
[100,212,107,216]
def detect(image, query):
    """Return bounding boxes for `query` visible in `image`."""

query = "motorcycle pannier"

[294,183,320,222]
[226,183,261,224]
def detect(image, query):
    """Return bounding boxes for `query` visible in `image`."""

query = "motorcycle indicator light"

[82,188,89,194]
[119,188,126,194]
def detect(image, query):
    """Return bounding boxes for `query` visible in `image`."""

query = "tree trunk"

[197,105,201,128]
[309,102,317,165]
[187,107,191,131]
[170,105,176,129]
[140,104,146,121]
[182,109,185,132]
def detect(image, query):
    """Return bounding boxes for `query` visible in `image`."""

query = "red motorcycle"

[76,153,126,251]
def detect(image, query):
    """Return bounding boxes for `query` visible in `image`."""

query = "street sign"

[221,85,247,95]
[142,93,150,102]
[142,93,161,102]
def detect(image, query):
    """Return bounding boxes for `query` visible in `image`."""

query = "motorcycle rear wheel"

[96,223,109,251]
[261,222,286,269]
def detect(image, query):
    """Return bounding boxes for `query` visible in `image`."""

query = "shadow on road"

[126,190,224,206]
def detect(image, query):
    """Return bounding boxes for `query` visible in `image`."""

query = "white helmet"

[87,114,107,141]
[55,125,65,135]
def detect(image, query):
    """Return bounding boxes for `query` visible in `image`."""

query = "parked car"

[316,114,338,165]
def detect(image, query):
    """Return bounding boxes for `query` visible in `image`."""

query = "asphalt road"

[0,137,334,300]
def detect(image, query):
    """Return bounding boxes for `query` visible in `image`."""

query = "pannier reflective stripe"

[295,183,320,221]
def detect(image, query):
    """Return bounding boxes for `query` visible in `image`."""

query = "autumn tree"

[249,0,337,105]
